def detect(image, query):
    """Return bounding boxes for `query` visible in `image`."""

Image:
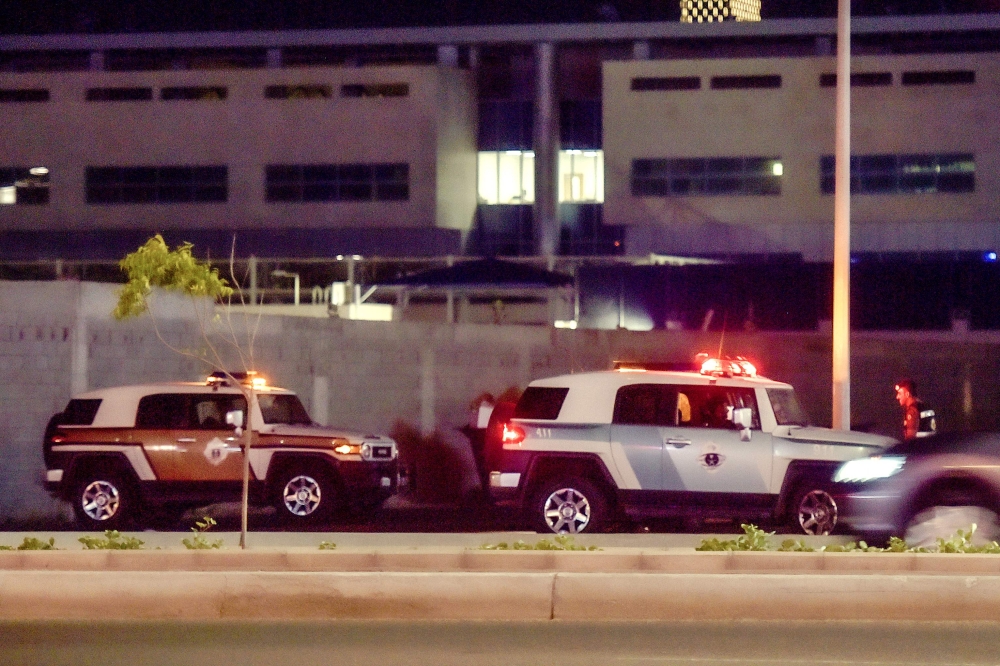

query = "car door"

[609,384,679,491]
[659,385,772,494]
[172,393,247,482]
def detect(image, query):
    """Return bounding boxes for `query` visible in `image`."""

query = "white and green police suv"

[488,358,894,535]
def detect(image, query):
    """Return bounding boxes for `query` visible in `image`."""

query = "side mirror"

[225,410,244,429]
[732,407,753,441]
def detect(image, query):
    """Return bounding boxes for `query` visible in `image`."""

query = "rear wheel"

[72,467,136,530]
[532,477,607,534]
[273,464,339,527]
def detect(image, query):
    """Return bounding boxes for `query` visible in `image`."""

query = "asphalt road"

[3,620,1000,666]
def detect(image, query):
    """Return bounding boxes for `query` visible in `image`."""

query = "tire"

[532,477,607,535]
[273,464,339,527]
[72,467,136,530]
[903,486,1000,548]
[791,485,839,536]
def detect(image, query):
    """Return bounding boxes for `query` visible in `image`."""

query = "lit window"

[559,150,604,203]
[477,151,534,205]
[0,167,49,205]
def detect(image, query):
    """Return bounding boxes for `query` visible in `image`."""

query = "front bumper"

[838,486,904,535]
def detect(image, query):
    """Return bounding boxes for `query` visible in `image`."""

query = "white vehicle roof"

[71,381,295,429]
[527,369,792,425]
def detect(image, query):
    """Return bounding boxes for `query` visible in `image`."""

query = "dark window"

[0,88,49,103]
[264,84,332,99]
[86,166,227,204]
[819,72,892,87]
[266,163,408,203]
[0,167,50,205]
[632,156,781,197]
[710,75,781,90]
[191,394,246,429]
[901,70,975,86]
[513,387,569,420]
[136,394,191,428]
[161,86,227,101]
[821,153,974,195]
[613,384,679,426]
[85,87,153,102]
[258,394,312,425]
[341,83,409,98]
[631,77,700,91]
[61,399,102,426]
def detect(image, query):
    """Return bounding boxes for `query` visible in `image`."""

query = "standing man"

[895,378,937,440]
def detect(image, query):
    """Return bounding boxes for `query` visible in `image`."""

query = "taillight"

[501,423,525,447]
[50,436,65,444]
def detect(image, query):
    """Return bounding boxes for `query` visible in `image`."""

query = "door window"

[613,384,680,426]
[674,386,760,430]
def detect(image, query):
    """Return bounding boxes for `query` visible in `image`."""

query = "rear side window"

[61,399,102,426]
[513,387,569,420]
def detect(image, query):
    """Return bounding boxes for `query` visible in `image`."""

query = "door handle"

[666,438,691,448]
[176,437,196,443]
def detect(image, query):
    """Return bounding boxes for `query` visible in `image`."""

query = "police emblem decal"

[699,445,726,470]
[203,437,229,466]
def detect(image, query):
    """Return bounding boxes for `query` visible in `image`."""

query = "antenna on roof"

[716,310,727,360]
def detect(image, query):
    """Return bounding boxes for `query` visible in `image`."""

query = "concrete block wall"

[2,279,1000,522]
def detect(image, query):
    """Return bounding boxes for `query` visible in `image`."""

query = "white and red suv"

[43,373,398,529]
[487,358,895,535]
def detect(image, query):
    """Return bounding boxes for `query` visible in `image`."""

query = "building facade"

[1,15,999,260]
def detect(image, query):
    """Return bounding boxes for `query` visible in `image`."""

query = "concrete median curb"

[3,568,1000,621]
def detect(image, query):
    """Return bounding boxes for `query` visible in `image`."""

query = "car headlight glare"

[833,455,906,483]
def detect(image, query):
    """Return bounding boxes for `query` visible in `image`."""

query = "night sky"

[3,0,998,35]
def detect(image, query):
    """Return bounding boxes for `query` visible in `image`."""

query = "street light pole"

[832,0,851,430]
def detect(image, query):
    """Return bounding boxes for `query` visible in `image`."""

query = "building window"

[819,72,892,87]
[0,88,49,103]
[161,86,227,101]
[631,77,700,91]
[85,87,153,102]
[477,151,535,205]
[632,156,782,197]
[341,83,409,98]
[710,75,780,90]
[265,163,409,202]
[0,166,49,205]
[901,70,975,86]
[820,154,975,195]
[559,151,604,203]
[86,166,227,204]
[264,84,332,99]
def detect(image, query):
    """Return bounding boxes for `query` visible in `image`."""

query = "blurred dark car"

[836,432,1000,547]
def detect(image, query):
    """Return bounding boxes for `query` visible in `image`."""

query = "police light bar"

[697,354,758,378]
[207,371,267,388]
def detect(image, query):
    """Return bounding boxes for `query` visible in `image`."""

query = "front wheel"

[72,468,136,530]
[532,477,607,534]
[791,486,838,536]
[273,465,338,527]
[903,489,1000,549]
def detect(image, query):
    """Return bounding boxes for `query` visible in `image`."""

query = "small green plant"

[0,536,58,551]
[697,523,1000,553]
[78,530,145,550]
[318,541,337,550]
[480,535,601,551]
[696,523,773,551]
[182,516,224,550]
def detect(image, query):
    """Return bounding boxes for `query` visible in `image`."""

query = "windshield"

[258,394,313,425]
[766,388,811,427]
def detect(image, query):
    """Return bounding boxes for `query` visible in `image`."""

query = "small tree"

[114,234,261,549]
